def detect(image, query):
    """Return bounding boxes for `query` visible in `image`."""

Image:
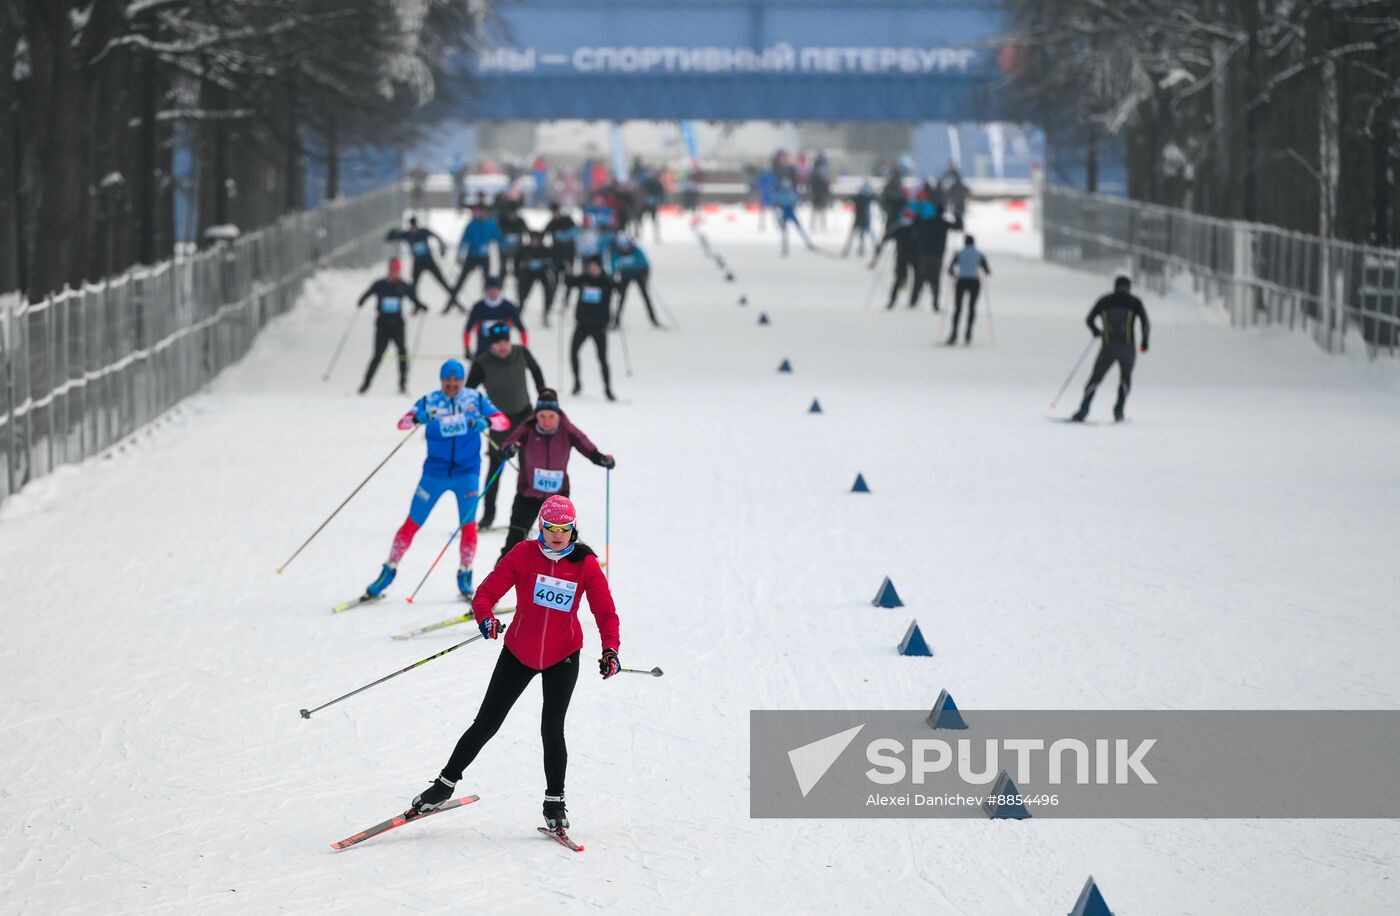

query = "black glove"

[599,648,620,680]
[592,452,615,469]
[501,443,518,460]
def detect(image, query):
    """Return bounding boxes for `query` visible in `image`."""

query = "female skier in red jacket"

[410,495,620,835]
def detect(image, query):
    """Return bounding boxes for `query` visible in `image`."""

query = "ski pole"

[411,309,429,362]
[322,309,359,381]
[299,626,505,719]
[392,605,515,640]
[1050,338,1097,409]
[604,466,611,577]
[276,426,420,574]
[404,459,510,603]
[557,293,568,386]
[616,321,633,377]
[652,286,682,331]
[618,666,664,677]
[863,246,889,310]
[937,278,949,341]
[984,279,995,347]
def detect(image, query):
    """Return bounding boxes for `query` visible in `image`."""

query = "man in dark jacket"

[563,257,618,401]
[357,257,426,394]
[388,217,455,309]
[871,208,915,310]
[1072,275,1151,422]
[908,198,962,312]
[466,323,546,528]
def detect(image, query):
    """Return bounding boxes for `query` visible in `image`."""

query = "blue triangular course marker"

[926,689,967,729]
[758,312,770,325]
[738,295,749,305]
[982,770,1031,819]
[872,576,902,607]
[808,398,822,414]
[851,473,870,493]
[898,620,932,656]
[778,358,792,373]
[1069,876,1114,916]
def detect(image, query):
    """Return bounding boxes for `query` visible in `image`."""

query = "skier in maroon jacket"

[410,495,621,840]
[495,388,614,559]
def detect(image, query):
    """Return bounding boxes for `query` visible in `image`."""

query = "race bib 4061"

[436,413,470,437]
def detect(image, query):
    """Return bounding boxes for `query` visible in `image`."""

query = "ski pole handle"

[618,666,664,677]
[299,626,505,719]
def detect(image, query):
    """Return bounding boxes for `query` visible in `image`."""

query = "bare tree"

[999,0,1400,245]
[0,0,494,301]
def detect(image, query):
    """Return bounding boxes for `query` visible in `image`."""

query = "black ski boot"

[543,794,569,830]
[411,776,456,813]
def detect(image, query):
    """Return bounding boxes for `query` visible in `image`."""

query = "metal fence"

[1041,185,1400,359]
[0,183,403,507]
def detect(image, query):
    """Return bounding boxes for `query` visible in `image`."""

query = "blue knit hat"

[440,359,466,380]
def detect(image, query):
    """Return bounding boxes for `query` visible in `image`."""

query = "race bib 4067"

[533,574,578,613]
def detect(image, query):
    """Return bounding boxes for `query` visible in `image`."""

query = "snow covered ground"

[2,201,1398,915]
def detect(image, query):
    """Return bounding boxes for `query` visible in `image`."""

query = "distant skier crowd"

[318,153,1149,848]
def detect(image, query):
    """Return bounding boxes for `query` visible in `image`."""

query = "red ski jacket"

[473,540,619,670]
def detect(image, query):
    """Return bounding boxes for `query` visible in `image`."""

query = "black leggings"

[517,272,557,317]
[615,271,658,325]
[1079,343,1137,414]
[570,325,612,390]
[482,411,529,519]
[441,646,580,796]
[412,257,454,307]
[886,255,911,309]
[451,255,492,307]
[949,278,981,339]
[909,251,946,310]
[500,494,546,560]
[362,319,407,390]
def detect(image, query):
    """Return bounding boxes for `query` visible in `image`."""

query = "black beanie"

[535,387,561,413]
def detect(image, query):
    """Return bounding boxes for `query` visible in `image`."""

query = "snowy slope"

[1,202,1398,915]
